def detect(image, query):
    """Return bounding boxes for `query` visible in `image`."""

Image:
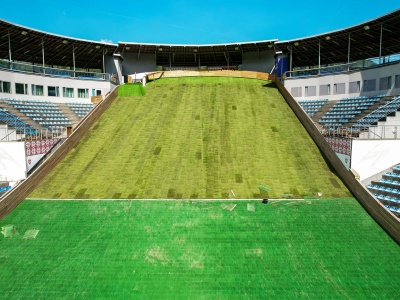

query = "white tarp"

[351,140,400,181]
[0,141,26,181]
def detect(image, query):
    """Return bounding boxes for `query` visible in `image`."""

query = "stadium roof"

[1,9,400,70]
[276,8,400,68]
[0,19,116,70]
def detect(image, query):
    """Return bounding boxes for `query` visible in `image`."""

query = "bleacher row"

[0,98,94,133]
[367,165,400,217]
[0,185,11,194]
[351,97,400,130]
[319,96,383,128]
[0,109,37,133]
[6,99,71,130]
[299,94,400,131]
[297,99,328,116]
[67,102,94,118]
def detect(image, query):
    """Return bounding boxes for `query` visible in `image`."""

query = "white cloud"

[100,39,113,44]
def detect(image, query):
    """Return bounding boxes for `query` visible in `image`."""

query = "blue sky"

[1,1,398,45]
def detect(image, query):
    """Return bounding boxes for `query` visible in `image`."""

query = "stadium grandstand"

[0,8,399,299]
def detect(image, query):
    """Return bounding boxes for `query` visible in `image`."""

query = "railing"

[284,54,400,78]
[323,125,400,140]
[0,59,110,81]
[0,127,65,141]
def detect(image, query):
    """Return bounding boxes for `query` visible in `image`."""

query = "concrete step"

[55,103,81,126]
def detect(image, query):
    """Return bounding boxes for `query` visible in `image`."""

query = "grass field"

[30,77,350,199]
[1,199,399,299]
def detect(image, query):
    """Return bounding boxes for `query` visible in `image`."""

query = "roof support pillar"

[102,47,106,73]
[289,46,293,72]
[73,44,76,77]
[318,40,321,75]
[347,33,351,71]
[379,23,383,64]
[8,30,12,69]
[42,38,45,74]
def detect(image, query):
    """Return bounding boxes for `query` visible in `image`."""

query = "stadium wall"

[283,63,400,100]
[148,70,274,81]
[0,69,113,102]
[0,86,119,219]
[122,53,157,76]
[274,77,400,244]
[241,51,275,73]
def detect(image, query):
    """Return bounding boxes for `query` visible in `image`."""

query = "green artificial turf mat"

[0,199,399,299]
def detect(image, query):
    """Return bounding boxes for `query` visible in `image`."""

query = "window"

[396,75,400,89]
[305,86,316,97]
[78,88,89,98]
[349,81,360,93]
[291,87,302,97]
[15,83,28,95]
[319,84,330,96]
[334,83,345,95]
[363,79,376,92]
[31,84,44,96]
[63,87,74,98]
[48,86,59,97]
[379,76,392,90]
[0,81,11,93]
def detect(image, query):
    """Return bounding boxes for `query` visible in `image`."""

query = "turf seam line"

[25,198,316,201]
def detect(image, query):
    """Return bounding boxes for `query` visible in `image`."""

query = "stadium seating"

[350,96,400,131]
[319,96,383,129]
[367,164,400,218]
[298,99,328,117]
[0,185,11,194]
[6,99,71,132]
[0,108,38,134]
[66,102,94,119]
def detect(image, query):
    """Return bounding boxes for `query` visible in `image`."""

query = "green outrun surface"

[0,199,399,299]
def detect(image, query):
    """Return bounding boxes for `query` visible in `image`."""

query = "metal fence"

[0,59,110,81]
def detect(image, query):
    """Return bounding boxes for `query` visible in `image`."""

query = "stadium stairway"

[0,101,46,130]
[343,96,392,128]
[55,103,81,126]
[311,100,338,122]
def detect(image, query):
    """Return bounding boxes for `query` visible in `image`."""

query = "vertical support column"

[102,47,106,74]
[379,23,383,64]
[289,45,293,72]
[42,38,45,74]
[199,54,201,70]
[318,40,321,75]
[347,33,351,71]
[8,30,12,69]
[73,44,76,77]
